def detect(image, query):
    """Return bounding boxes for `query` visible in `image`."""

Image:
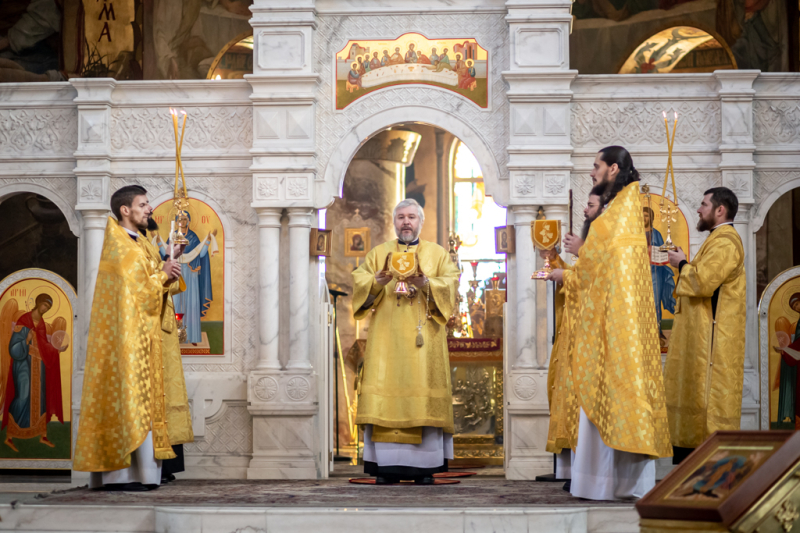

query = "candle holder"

[175,313,188,344]
[169,108,191,246]
[531,219,561,280]
[659,111,679,252]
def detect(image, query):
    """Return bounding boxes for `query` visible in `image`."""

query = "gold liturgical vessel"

[658,111,679,252]
[388,251,418,297]
[531,219,561,280]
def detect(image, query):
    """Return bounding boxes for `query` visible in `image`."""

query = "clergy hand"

[375,270,393,286]
[668,247,686,268]
[563,233,583,255]
[408,275,428,289]
[26,330,34,345]
[163,259,181,283]
[172,243,187,259]
[546,269,564,284]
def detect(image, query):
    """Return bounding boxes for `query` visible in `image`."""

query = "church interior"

[0,0,800,532]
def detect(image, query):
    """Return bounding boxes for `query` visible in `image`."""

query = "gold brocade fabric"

[546,255,574,454]
[664,225,746,448]
[372,425,423,444]
[353,239,460,436]
[142,239,194,446]
[562,183,672,459]
[74,219,175,472]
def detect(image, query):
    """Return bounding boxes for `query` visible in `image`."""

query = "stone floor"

[0,470,640,532]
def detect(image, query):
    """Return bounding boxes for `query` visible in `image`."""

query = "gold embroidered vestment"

[547,255,576,454]
[562,183,672,459]
[664,224,746,448]
[142,239,194,446]
[74,219,175,472]
[352,239,460,436]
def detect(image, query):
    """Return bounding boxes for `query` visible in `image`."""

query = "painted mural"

[619,27,734,73]
[571,0,788,74]
[0,272,74,460]
[766,274,800,430]
[335,33,488,110]
[640,192,690,353]
[151,198,224,356]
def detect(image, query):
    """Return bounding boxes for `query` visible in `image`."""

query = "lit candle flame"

[662,111,667,119]
[180,109,186,116]
[674,111,678,120]
[169,107,176,116]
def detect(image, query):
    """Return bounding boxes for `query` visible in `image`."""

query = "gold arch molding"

[618,25,737,74]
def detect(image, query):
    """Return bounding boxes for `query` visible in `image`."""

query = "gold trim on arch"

[613,22,737,74]
[205,30,254,80]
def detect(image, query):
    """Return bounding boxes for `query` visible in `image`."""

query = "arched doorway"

[0,193,79,290]
[756,187,800,301]
[323,123,507,468]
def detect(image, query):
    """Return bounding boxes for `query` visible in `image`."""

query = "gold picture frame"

[495,226,515,254]
[344,227,370,257]
[310,229,333,257]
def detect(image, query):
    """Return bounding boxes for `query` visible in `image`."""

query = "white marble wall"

[0,0,797,480]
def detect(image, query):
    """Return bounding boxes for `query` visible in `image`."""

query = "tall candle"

[670,112,678,205]
[661,111,671,203]
[178,110,188,197]
[170,109,180,195]
[169,221,175,260]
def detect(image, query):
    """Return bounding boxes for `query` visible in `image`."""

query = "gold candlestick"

[659,111,679,252]
[169,108,191,246]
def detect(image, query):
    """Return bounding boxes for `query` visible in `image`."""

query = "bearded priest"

[352,198,460,485]
[547,146,673,500]
[665,187,745,464]
[74,185,182,491]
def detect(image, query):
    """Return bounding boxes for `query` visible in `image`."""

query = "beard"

[697,212,715,232]
[395,225,420,243]
[581,212,601,241]
[140,216,159,236]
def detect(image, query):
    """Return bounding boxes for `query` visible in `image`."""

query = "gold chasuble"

[352,239,460,438]
[142,239,194,446]
[665,224,746,448]
[74,219,175,472]
[562,183,672,459]
[547,255,575,454]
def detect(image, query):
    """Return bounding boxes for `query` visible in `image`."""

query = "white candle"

[169,221,175,260]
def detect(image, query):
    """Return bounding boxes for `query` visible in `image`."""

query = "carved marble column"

[715,70,760,429]
[71,78,115,484]
[287,207,313,370]
[256,207,282,370]
[246,0,323,479]
[503,0,576,480]
[512,205,538,369]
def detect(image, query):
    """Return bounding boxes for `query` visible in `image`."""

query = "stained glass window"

[451,141,507,330]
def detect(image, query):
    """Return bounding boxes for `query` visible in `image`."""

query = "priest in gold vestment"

[143,219,194,481]
[548,147,672,500]
[666,187,745,464]
[547,191,603,484]
[353,198,460,485]
[74,186,182,491]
